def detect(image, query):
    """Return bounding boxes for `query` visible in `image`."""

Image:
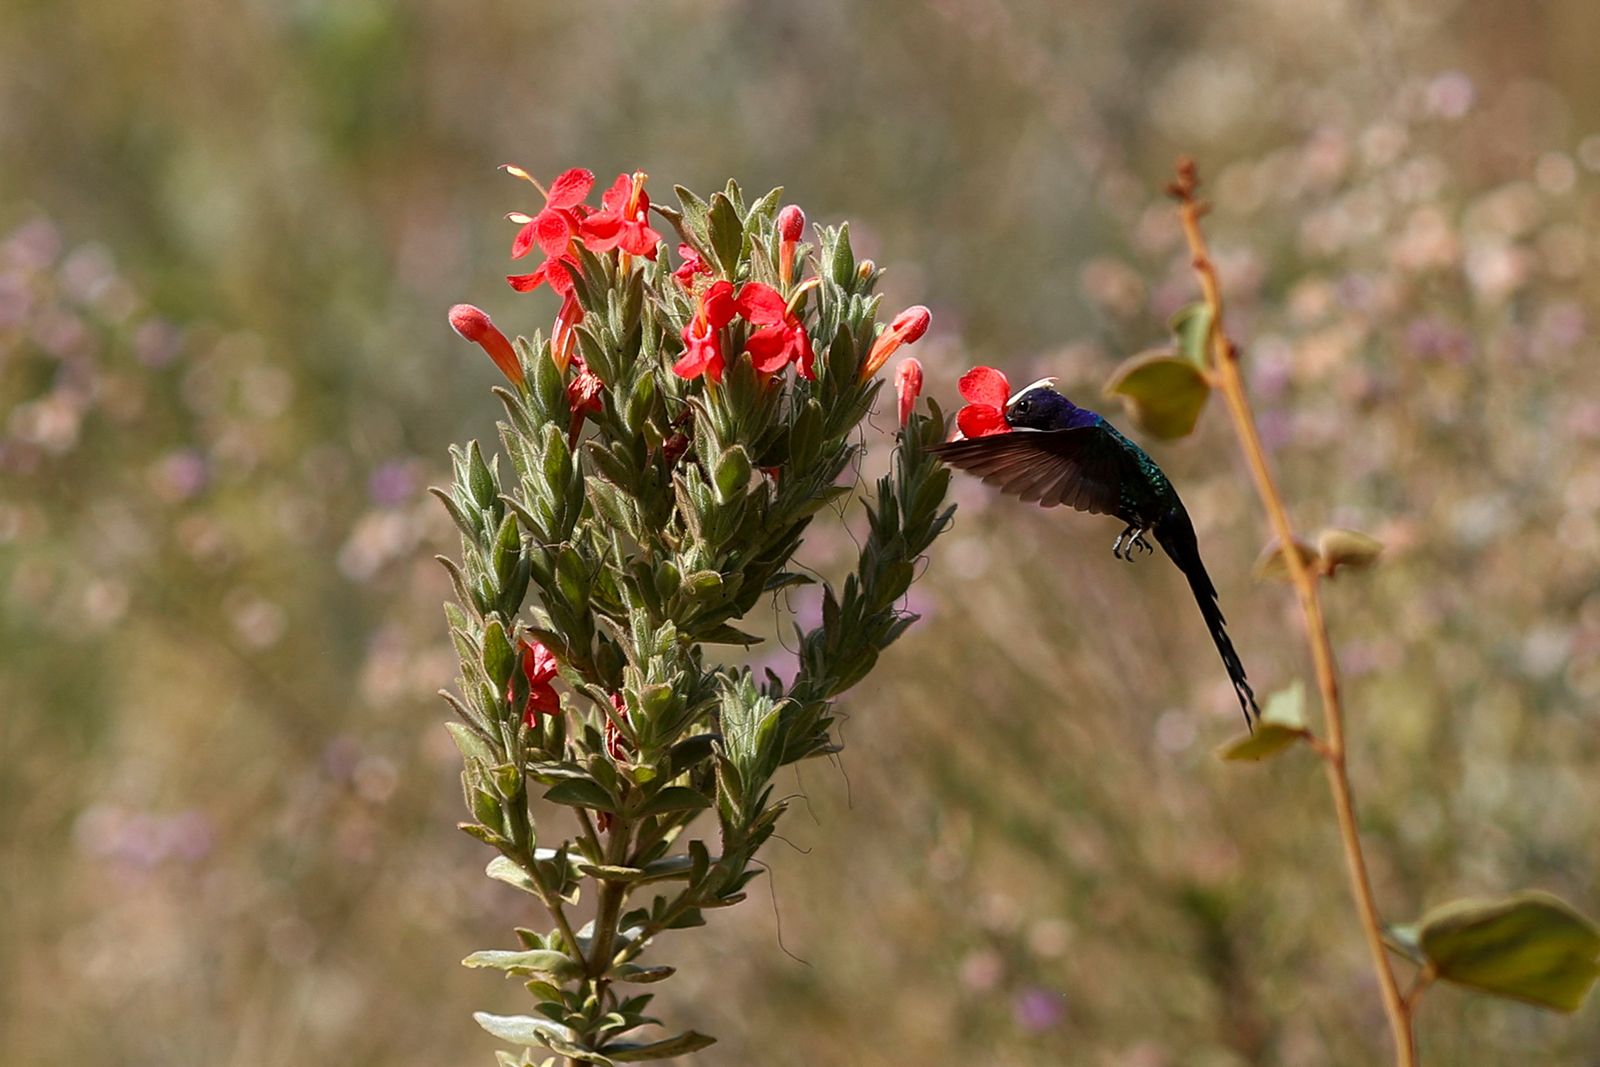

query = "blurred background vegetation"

[4,1,1599,1063]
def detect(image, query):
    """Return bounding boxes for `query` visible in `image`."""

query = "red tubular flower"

[506,166,594,260]
[565,354,604,446]
[777,204,805,284]
[580,172,662,259]
[736,281,815,379]
[955,366,1013,438]
[510,638,561,728]
[604,691,630,764]
[672,279,737,382]
[672,243,712,288]
[895,357,924,428]
[551,289,584,373]
[860,305,932,381]
[449,303,523,385]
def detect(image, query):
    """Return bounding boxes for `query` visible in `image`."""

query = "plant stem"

[585,818,632,978]
[1169,158,1417,1067]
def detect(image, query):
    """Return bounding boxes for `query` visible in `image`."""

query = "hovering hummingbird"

[931,368,1260,726]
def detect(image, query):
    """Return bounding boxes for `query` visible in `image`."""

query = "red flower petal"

[620,221,662,257]
[793,327,816,380]
[735,282,788,326]
[532,210,571,257]
[958,366,1010,409]
[506,273,542,292]
[703,280,736,328]
[546,168,595,210]
[957,404,1010,438]
[744,324,792,373]
[511,220,539,260]
[599,173,631,212]
[579,213,623,253]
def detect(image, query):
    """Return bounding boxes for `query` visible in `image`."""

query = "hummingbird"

[931,371,1260,727]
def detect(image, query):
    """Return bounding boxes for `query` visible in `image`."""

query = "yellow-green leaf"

[1169,302,1215,368]
[1103,350,1211,439]
[1217,722,1307,761]
[1218,681,1310,762]
[1414,891,1600,1012]
[1254,536,1319,582]
[1317,528,1383,576]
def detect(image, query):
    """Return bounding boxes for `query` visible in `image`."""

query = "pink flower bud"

[449,304,523,385]
[777,204,806,242]
[895,358,924,428]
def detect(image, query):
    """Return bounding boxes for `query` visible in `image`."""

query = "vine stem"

[1168,158,1417,1067]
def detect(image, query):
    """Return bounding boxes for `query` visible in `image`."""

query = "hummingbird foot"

[1113,525,1154,561]
[1113,524,1145,561]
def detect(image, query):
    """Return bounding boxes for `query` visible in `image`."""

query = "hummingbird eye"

[1014,398,1032,414]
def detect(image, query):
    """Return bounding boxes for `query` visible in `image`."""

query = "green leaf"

[446,722,499,766]
[463,949,581,980]
[485,856,540,894]
[1169,302,1215,368]
[712,446,751,503]
[634,786,712,819]
[1413,891,1600,1012]
[1317,528,1384,576]
[828,222,855,285]
[604,1030,716,1062]
[473,1013,578,1053]
[483,619,516,689]
[1103,350,1211,439]
[606,963,676,984]
[544,778,620,814]
[697,622,761,646]
[707,193,744,276]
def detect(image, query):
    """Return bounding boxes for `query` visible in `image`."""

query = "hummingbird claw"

[1113,524,1145,562]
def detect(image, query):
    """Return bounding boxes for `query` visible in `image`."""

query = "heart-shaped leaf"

[1104,350,1211,439]
[1317,528,1383,576]
[1254,536,1319,582]
[1412,891,1600,1012]
[1217,681,1311,762]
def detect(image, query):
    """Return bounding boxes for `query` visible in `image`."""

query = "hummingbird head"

[1004,379,1100,431]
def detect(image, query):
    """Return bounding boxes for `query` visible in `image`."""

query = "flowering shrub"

[440,171,942,1062]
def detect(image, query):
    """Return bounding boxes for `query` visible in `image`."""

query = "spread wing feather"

[929,428,1137,517]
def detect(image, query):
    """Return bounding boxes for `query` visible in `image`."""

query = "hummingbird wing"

[930,427,1137,515]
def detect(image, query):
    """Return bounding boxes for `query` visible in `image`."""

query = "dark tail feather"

[1154,506,1260,727]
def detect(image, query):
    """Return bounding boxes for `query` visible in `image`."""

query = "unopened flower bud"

[859,304,932,381]
[777,205,806,243]
[449,303,523,385]
[778,204,806,285]
[895,357,924,428]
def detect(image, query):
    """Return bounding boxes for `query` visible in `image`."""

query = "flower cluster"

[672,279,815,383]
[437,169,951,1065]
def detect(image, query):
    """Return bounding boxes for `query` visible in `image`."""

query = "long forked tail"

[1153,505,1260,727]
